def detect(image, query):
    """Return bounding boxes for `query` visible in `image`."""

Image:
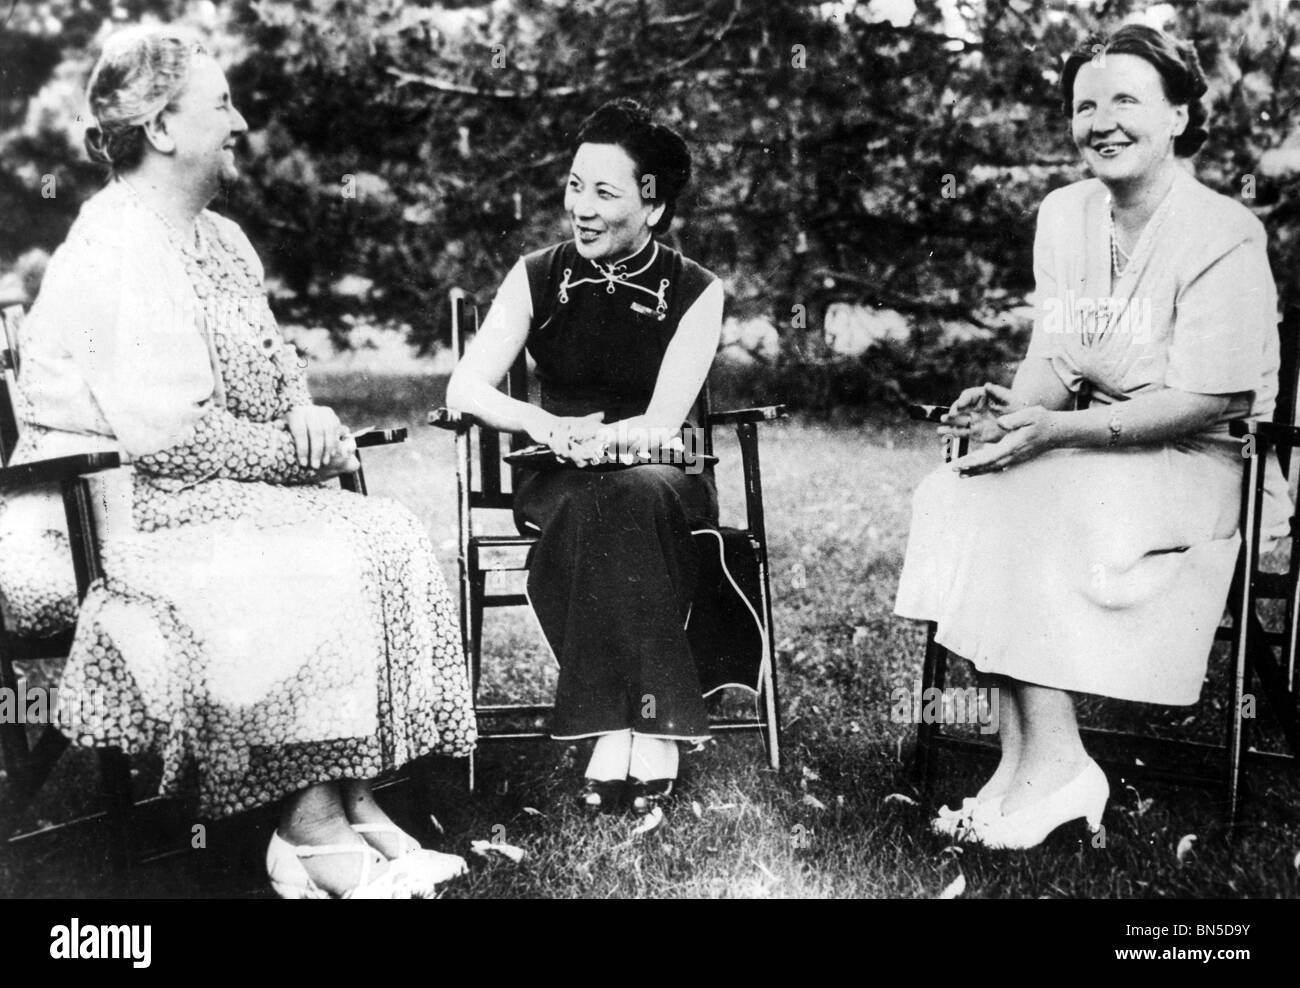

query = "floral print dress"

[0,180,475,817]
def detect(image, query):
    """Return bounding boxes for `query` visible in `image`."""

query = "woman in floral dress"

[0,26,475,898]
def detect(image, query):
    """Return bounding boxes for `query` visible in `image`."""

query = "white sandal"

[350,823,468,891]
[266,831,419,899]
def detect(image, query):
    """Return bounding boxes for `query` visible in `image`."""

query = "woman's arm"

[133,404,353,484]
[1011,357,1075,411]
[444,260,577,444]
[953,388,1234,475]
[602,279,725,445]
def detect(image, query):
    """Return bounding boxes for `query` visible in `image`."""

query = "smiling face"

[154,53,248,197]
[565,142,664,262]
[1070,52,1188,189]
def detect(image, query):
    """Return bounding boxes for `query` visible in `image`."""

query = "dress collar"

[557,236,670,316]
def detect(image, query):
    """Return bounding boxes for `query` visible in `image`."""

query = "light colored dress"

[0,179,475,816]
[895,168,1289,706]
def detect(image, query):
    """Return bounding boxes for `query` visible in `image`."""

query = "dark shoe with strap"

[629,778,676,817]
[577,778,628,816]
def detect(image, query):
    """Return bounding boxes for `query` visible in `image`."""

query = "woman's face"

[565,142,663,262]
[153,53,248,195]
[1070,52,1188,188]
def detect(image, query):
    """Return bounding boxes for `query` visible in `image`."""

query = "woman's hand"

[526,410,607,465]
[284,404,343,470]
[311,434,361,482]
[939,384,1026,443]
[952,405,1060,476]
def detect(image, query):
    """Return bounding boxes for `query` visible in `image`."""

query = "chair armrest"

[708,404,789,426]
[0,452,122,493]
[354,427,407,449]
[1229,420,1300,447]
[428,407,473,433]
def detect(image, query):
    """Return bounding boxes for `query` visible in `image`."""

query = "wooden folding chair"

[429,287,786,788]
[910,306,1300,829]
[0,304,408,874]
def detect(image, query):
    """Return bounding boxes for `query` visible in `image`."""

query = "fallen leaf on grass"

[1134,796,1154,817]
[470,840,527,864]
[690,801,703,820]
[1176,834,1197,863]
[802,794,828,811]
[801,766,821,782]
[522,806,543,817]
[937,872,967,899]
[883,793,917,806]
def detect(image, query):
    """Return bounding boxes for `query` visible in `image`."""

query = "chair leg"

[756,545,781,771]
[98,746,135,877]
[466,576,486,794]
[913,621,948,804]
[0,649,25,783]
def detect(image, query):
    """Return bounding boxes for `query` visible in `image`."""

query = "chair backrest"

[1275,305,1300,478]
[449,288,715,511]
[450,289,529,511]
[0,306,25,467]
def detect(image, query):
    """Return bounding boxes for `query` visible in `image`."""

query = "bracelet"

[1107,411,1122,447]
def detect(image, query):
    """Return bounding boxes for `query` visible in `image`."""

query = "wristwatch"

[1107,411,1122,447]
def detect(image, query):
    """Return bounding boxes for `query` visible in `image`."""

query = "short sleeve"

[1024,193,1083,392]
[1166,230,1277,396]
[26,226,215,457]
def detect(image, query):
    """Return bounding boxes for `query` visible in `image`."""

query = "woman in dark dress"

[446,99,724,815]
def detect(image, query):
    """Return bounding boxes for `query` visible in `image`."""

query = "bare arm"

[602,278,724,441]
[953,387,1235,475]
[1011,357,1075,411]
[1045,389,1232,448]
[444,260,577,444]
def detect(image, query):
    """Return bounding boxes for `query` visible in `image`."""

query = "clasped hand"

[531,413,676,468]
[532,412,608,467]
[938,383,1057,476]
[283,404,359,480]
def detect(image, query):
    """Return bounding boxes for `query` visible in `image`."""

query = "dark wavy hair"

[1060,24,1209,157]
[573,98,692,234]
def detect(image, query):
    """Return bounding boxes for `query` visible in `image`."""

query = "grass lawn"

[3,371,1299,899]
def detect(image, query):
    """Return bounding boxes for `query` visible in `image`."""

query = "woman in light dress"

[0,26,476,897]
[895,24,1288,848]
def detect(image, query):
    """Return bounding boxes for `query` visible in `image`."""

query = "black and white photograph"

[0,0,1296,945]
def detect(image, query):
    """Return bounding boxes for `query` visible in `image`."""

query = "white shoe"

[351,823,468,893]
[266,831,418,899]
[930,794,1005,839]
[967,760,1109,851]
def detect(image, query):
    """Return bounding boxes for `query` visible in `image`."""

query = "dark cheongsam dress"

[513,237,719,741]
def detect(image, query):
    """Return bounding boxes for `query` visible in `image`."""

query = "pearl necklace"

[1107,208,1132,280]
